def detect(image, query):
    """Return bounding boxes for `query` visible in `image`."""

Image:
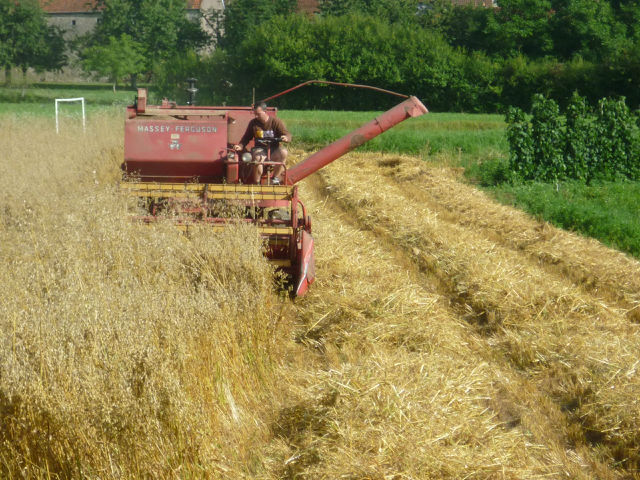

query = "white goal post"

[55,97,86,134]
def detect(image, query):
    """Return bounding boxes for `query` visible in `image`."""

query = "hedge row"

[154,14,640,112]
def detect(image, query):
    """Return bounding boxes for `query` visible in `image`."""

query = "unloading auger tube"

[286,95,428,184]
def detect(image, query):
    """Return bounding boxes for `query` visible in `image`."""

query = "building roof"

[297,0,318,14]
[40,0,97,13]
[40,0,202,13]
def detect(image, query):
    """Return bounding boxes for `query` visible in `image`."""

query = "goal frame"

[55,97,86,134]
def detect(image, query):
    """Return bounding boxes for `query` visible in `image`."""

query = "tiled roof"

[451,0,496,6]
[297,0,318,13]
[40,0,97,13]
[41,0,201,13]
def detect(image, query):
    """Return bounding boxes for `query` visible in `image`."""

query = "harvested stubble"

[0,116,295,477]
[261,178,615,479]
[382,154,640,317]
[319,153,640,473]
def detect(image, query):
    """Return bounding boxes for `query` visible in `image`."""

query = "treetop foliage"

[220,0,297,50]
[82,34,145,91]
[0,0,66,79]
[176,12,497,111]
[82,0,209,76]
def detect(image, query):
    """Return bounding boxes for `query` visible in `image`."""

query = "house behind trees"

[40,0,226,40]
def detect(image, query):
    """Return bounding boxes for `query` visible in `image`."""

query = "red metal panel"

[295,231,315,296]
[123,91,281,183]
[124,117,228,182]
[136,88,147,113]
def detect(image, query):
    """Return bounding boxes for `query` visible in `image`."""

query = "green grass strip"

[491,181,640,258]
[0,85,136,106]
[279,110,507,159]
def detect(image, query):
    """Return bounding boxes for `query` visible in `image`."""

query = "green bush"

[530,94,565,181]
[593,97,640,180]
[564,92,596,181]
[507,93,640,183]
[466,157,512,187]
[505,106,534,179]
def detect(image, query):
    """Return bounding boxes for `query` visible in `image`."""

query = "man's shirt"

[240,116,291,148]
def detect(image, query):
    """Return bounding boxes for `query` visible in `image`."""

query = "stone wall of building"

[47,12,101,40]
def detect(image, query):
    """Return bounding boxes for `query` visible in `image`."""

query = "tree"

[83,0,209,79]
[484,0,554,58]
[231,13,497,111]
[17,24,67,80]
[0,0,66,85]
[318,0,453,27]
[442,5,492,52]
[81,34,145,91]
[319,0,416,19]
[611,0,640,38]
[220,0,297,50]
[549,0,627,61]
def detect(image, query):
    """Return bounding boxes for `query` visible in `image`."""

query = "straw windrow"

[319,153,640,471]
[265,178,615,478]
[370,153,640,316]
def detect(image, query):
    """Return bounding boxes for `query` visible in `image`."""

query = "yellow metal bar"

[269,259,292,267]
[121,182,292,194]
[139,108,228,116]
[172,224,293,235]
[266,238,291,247]
[257,226,294,235]
[121,182,293,201]
[126,191,290,201]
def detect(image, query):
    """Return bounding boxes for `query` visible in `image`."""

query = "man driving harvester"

[234,102,291,185]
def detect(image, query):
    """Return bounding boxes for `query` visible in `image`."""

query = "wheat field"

[1,113,639,479]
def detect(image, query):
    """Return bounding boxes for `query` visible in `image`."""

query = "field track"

[274,150,640,478]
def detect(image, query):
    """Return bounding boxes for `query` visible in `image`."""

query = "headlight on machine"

[242,152,253,163]
[227,151,236,161]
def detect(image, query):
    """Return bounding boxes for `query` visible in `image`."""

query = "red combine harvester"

[120,81,428,296]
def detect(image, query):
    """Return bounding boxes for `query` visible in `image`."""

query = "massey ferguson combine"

[120,81,428,296]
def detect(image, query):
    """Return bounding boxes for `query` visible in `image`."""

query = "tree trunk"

[4,65,12,86]
[130,73,138,90]
[20,66,28,98]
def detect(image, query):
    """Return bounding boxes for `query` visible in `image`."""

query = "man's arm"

[236,119,255,150]
[271,117,291,142]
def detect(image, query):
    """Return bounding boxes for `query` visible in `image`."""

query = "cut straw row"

[373,152,640,316]
[318,154,640,473]
[261,177,615,478]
